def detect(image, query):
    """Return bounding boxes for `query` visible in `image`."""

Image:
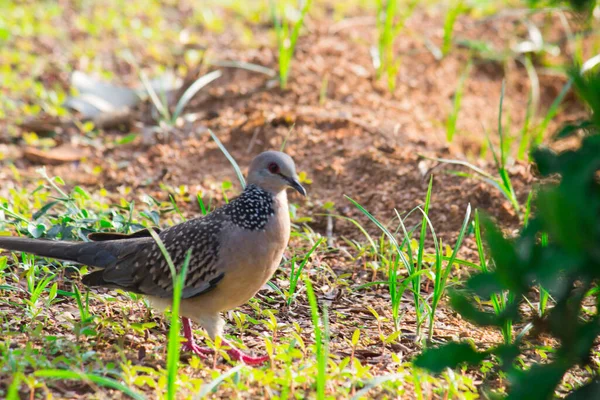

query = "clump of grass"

[272,0,312,90]
[348,177,471,341]
[442,0,466,56]
[140,68,223,127]
[374,0,417,92]
[427,203,471,342]
[446,59,472,142]
[517,55,539,160]
[347,195,415,332]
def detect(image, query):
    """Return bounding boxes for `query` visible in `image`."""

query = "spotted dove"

[0,151,306,365]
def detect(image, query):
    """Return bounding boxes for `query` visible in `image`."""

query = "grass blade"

[33,370,145,400]
[534,78,573,145]
[446,59,472,142]
[442,0,464,56]
[139,70,171,121]
[208,129,246,189]
[288,238,324,305]
[172,70,222,121]
[304,274,327,400]
[195,365,245,399]
[148,228,191,400]
[208,60,275,77]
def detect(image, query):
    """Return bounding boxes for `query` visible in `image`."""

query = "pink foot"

[225,347,270,366]
[181,340,213,358]
[181,317,213,358]
[180,317,269,365]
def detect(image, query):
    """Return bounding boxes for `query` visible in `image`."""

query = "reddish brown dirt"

[1,5,593,398]
[5,10,585,249]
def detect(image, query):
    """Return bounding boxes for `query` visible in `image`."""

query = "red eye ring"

[268,162,280,174]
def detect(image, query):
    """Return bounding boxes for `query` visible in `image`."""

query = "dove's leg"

[180,317,269,365]
[181,317,213,357]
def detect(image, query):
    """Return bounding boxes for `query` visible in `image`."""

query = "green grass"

[427,203,471,342]
[304,274,328,399]
[442,0,466,56]
[286,237,324,306]
[348,177,471,343]
[446,59,472,142]
[374,0,417,91]
[517,55,539,160]
[473,209,513,344]
[272,0,312,89]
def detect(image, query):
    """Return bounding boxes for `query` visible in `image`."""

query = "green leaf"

[554,120,594,139]
[116,133,138,145]
[73,186,91,199]
[449,291,517,327]
[28,223,46,238]
[351,328,360,346]
[565,379,600,400]
[465,272,505,298]
[508,363,567,400]
[33,201,60,220]
[0,27,10,41]
[414,342,487,374]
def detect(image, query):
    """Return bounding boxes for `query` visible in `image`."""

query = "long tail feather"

[0,236,115,267]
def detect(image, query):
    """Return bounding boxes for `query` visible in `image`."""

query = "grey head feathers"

[247,151,306,197]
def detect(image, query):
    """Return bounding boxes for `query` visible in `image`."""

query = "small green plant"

[473,209,514,344]
[73,284,97,338]
[286,238,324,306]
[374,0,417,91]
[517,56,539,160]
[347,196,416,332]
[26,276,57,318]
[141,69,223,127]
[272,0,312,90]
[427,203,471,342]
[348,177,470,341]
[446,59,472,142]
[442,0,466,56]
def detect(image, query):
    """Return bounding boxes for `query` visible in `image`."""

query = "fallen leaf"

[23,145,87,165]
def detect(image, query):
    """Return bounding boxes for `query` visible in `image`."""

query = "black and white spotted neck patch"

[222,184,275,230]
